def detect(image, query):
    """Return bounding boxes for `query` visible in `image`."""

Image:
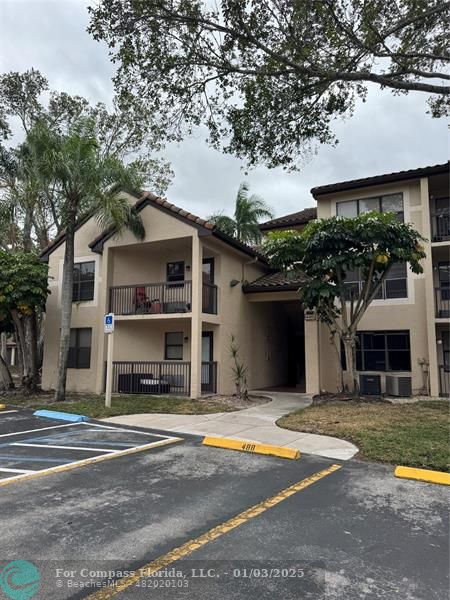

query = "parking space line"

[0,455,74,463]
[82,422,174,438]
[0,422,82,438]
[0,410,18,415]
[0,467,36,474]
[0,436,183,487]
[87,463,342,600]
[12,443,119,453]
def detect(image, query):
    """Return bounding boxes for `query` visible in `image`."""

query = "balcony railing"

[431,207,450,242]
[109,281,218,316]
[110,360,218,396]
[202,282,218,314]
[439,365,449,397]
[435,287,450,318]
[113,361,191,396]
[109,281,192,315]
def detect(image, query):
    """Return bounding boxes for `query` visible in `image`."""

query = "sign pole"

[104,313,115,408]
[105,332,114,408]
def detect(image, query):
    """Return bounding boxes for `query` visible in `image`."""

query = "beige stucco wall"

[313,177,445,395]
[41,195,280,396]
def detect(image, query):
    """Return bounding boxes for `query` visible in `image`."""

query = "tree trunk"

[342,334,358,395]
[23,313,39,391]
[0,332,7,362]
[11,310,29,384]
[22,206,34,252]
[54,223,75,402]
[37,311,46,370]
[0,353,14,390]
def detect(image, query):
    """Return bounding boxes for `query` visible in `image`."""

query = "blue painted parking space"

[0,409,183,484]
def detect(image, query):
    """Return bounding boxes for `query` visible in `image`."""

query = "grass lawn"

[3,392,237,419]
[277,400,449,472]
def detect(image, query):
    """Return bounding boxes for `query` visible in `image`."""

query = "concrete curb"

[33,409,89,423]
[202,436,300,460]
[394,466,450,486]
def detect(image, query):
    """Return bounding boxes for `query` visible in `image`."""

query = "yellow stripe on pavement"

[87,463,342,600]
[395,466,450,486]
[202,436,300,459]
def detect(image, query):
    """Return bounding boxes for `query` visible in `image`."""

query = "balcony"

[439,365,449,397]
[431,207,450,242]
[109,281,218,316]
[435,287,450,319]
[110,360,218,396]
[110,281,192,315]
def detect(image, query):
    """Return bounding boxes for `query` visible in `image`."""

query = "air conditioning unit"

[386,375,412,397]
[359,374,381,396]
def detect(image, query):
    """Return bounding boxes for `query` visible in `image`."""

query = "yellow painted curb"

[0,404,6,410]
[394,466,450,486]
[202,436,300,460]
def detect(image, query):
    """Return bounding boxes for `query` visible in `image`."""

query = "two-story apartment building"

[40,162,449,399]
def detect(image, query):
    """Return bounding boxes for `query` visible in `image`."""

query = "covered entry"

[243,274,307,392]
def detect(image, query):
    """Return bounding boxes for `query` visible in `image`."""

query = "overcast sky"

[1,0,448,220]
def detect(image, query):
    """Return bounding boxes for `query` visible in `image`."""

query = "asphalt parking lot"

[0,409,181,484]
[0,408,448,600]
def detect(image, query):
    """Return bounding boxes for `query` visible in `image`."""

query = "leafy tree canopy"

[0,250,49,322]
[208,181,273,244]
[263,212,426,392]
[89,0,449,169]
[0,69,172,250]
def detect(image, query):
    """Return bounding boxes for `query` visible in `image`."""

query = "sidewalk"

[104,392,358,461]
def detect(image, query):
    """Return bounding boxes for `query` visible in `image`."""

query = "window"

[202,258,215,284]
[166,261,185,283]
[438,262,450,300]
[73,261,95,302]
[67,328,92,369]
[343,262,407,300]
[165,332,184,360]
[337,193,404,221]
[342,330,411,372]
[442,331,450,369]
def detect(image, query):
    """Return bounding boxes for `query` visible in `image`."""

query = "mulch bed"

[312,392,391,405]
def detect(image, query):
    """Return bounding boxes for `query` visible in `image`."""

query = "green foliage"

[230,334,249,401]
[208,182,273,244]
[0,69,173,252]
[26,119,145,238]
[89,0,449,169]
[264,211,426,325]
[0,250,48,322]
[264,212,426,392]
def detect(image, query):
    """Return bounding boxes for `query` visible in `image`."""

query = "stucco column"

[421,177,439,396]
[305,315,320,394]
[190,234,203,398]
[95,245,112,394]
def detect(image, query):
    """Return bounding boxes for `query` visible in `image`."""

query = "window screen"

[73,262,95,302]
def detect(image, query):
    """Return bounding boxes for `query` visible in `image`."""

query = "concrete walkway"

[104,392,358,461]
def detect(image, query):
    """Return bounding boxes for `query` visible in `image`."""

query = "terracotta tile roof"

[40,190,267,263]
[243,271,306,293]
[259,207,317,231]
[311,162,449,197]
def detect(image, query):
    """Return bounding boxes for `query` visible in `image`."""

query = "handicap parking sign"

[104,313,114,334]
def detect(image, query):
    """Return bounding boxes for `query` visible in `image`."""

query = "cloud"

[0,0,447,219]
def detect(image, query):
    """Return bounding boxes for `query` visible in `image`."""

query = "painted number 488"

[242,443,256,452]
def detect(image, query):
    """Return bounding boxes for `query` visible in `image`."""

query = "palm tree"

[208,182,273,244]
[28,118,145,401]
